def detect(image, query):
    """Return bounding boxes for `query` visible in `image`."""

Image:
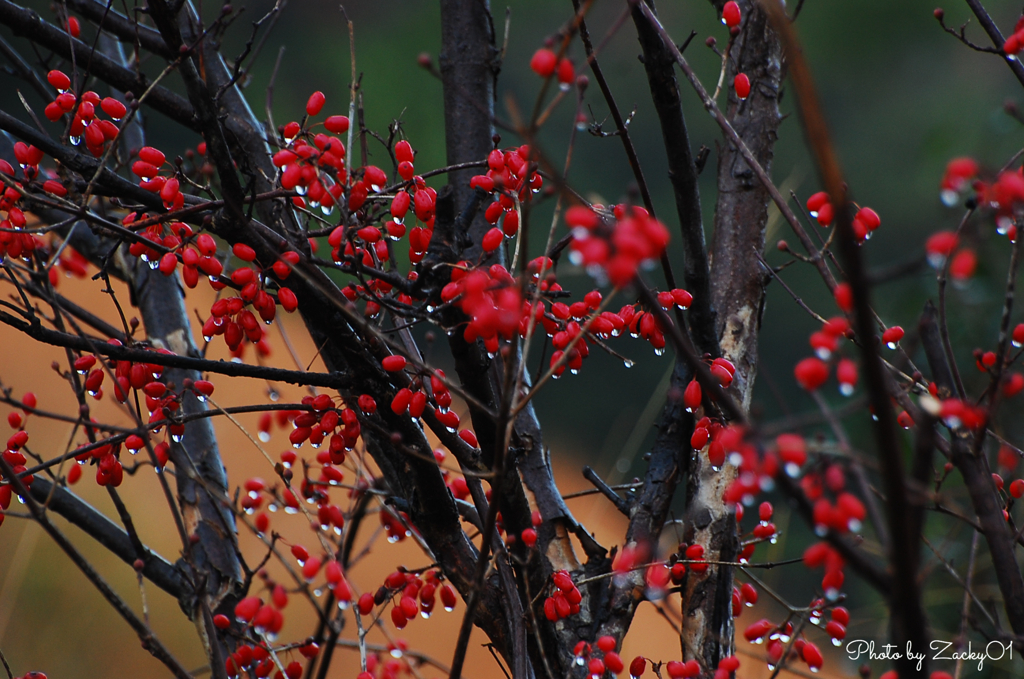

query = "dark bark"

[662,0,783,668]
[438,0,498,259]
[707,0,780,407]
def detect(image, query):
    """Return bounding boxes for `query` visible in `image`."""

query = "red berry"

[881,325,904,348]
[794,357,829,391]
[556,58,575,85]
[324,115,349,133]
[834,282,853,313]
[734,73,751,99]
[530,49,558,77]
[47,70,71,90]
[722,1,741,27]
[306,91,326,116]
[482,227,504,252]
[382,355,407,372]
[683,379,702,412]
[801,642,823,671]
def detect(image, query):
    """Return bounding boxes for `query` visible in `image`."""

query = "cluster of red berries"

[352,640,426,679]
[1,397,39,526]
[441,264,523,351]
[233,556,351,638]
[357,568,457,630]
[0,176,87,281]
[201,241,300,358]
[740,501,779,547]
[470,144,544,252]
[273,92,349,214]
[573,636,625,677]
[981,169,1024,239]
[805,191,882,243]
[543,569,582,622]
[939,157,1024,243]
[730,580,760,617]
[40,69,127,157]
[565,204,671,286]
[721,431,789,508]
[743,614,832,671]
[283,392,361,457]
[927,232,977,281]
[379,354,470,438]
[1,149,52,262]
[128,145,190,210]
[939,157,979,207]
[802,540,849,600]
[220,641,317,679]
[326,168,439,276]
[529,48,576,87]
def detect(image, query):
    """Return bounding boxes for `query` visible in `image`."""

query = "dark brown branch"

[0,308,360,387]
[949,436,1024,636]
[0,456,194,679]
[147,0,245,217]
[962,0,1024,88]
[582,465,632,516]
[0,32,52,101]
[66,0,174,59]
[27,477,186,599]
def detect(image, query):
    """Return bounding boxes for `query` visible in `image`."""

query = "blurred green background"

[2,0,1024,676]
